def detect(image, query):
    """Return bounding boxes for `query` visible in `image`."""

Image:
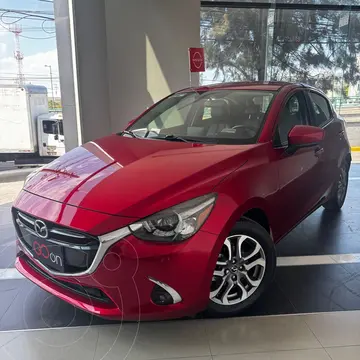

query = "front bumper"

[16,229,219,320]
[13,191,220,320]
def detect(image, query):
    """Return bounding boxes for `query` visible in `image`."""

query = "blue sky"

[0,0,59,93]
[0,0,56,57]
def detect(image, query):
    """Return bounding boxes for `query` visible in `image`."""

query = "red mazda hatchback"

[13,82,351,320]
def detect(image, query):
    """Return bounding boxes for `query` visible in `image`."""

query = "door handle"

[314,147,324,157]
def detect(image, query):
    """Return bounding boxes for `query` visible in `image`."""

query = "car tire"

[323,160,349,211]
[206,218,276,317]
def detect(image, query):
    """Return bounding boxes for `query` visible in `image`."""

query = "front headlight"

[129,194,216,242]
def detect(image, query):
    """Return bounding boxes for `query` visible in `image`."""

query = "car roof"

[180,81,317,93]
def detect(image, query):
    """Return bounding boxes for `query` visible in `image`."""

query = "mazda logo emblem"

[34,220,48,239]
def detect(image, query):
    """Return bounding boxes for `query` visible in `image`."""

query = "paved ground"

[0,162,18,172]
[352,152,360,162]
[346,123,360,147]
[0,182,23,205]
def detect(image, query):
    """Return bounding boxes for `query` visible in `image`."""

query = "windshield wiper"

[119,130,140,138]
[163,134,190,143]
[160,134,218,144]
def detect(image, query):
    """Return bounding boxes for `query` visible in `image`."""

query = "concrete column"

[54,0,79,152]
[54,0,111,151]
[54,0,201,151]
[105,0,201,132]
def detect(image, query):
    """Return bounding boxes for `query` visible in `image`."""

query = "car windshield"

[127,89,275,144]
[43,120,64,135]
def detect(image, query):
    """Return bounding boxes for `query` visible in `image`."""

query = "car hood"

[24,135,256,218]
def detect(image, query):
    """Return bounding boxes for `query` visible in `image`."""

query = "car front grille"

[13,208,100,274]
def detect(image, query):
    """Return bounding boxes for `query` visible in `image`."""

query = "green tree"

[49,99,62,110]
[201,5,360,93]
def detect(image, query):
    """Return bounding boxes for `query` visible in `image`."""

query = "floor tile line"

[0,290,21,332]
[148,356,212,360]
[91,327,100,360]
[2,310,360,334]
[1,253,360,282]
[277,253,360,267]
[207,349,334,359]
[0,269,24,280]
[273,280,299,314]
[324,347,336,360]
[0,332,22,350]
[198,346,326,358]
[303,315,329,355]
[203,319,214,359]
[325,344,360,349]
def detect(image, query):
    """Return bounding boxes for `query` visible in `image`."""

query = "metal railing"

[329,97,360,112]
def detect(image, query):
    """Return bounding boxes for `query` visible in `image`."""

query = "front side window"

[42,120,56,134]
[128,90,275,144]
[274,92,308,147]
[42,120,63,135]
[308,92,332,127]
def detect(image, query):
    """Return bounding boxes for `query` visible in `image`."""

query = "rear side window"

[308,92,332,127]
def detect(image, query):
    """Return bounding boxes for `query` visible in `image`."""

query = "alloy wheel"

[210,234,266,306]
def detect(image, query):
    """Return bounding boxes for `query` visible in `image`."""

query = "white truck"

[0,84,65,166]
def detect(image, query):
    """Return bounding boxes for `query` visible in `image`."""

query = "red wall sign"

[189,48,205,73]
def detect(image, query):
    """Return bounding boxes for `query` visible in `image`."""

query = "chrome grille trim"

[16,218,38,238]
[18,230,130,277]
[14,210,131,277]
[50,229,86,239]
[16,211,95,243]
[46,238,95,251]
[18,212,35,225]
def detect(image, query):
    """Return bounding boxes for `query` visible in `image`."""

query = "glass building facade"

[201,1,360,117]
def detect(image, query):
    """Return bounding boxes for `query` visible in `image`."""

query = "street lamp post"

[45,65,55,109]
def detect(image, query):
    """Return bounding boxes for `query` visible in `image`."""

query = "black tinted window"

[42,120,63,135]
[58,121,64,135]
[42,120,56,134]
[309,92,332,127]
[274,92,307,146]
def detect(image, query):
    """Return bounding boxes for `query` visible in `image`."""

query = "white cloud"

[0,48,60,98]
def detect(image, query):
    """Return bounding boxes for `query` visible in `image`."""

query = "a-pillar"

[54,0,201,151]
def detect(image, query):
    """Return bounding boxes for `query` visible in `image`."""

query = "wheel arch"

[225,197,274,239]
[241,208,271,235]
[345,152,351,170]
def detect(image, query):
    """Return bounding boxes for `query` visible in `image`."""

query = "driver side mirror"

[287,125,324,154]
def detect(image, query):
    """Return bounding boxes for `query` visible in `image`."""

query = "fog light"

[148,277,182,305]
[151,285,174,305]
